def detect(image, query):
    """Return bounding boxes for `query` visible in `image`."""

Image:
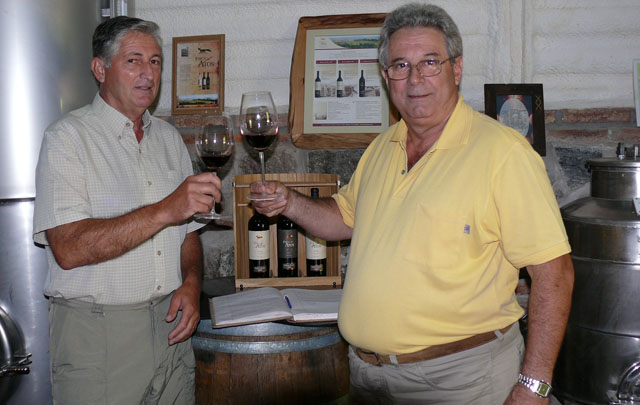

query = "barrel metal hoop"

[192,331,342,354]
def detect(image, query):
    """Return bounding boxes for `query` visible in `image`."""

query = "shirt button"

[157,250,162,256]
[148,180,152,186]
[401,170,406,174]
[156,285,161,291]
[126,122,131,127]
[117,135,122,140]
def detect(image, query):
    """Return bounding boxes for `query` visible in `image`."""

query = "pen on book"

[284,295,292,309]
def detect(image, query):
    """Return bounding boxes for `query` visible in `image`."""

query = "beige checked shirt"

[33,93,204,305]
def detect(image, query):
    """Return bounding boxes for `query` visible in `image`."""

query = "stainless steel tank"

[555,143,640,405]
[0,1,132,403]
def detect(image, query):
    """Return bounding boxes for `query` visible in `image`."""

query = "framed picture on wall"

[171,34,225,115]
[289,13,400,149]
[484,84,546,156]
[634,59,640,127]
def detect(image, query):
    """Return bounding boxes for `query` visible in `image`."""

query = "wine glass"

[239,91,280,201]
[194,112,234,219]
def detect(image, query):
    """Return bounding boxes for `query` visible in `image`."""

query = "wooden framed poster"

[484,83,546,156]
[289,13,399,149]
[172,34,225,115]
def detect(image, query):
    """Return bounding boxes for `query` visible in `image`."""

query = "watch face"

[537,383,552,398]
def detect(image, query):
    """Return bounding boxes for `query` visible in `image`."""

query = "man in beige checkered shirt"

[33,16,219,404]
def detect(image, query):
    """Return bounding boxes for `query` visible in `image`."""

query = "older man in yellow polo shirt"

[251,3,573,404]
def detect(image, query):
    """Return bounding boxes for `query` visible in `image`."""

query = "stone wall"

[165,107,639,280]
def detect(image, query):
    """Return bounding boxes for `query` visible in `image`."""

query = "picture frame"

[289,13,400,149]
[634,59,640,127]
[484,84,546,156]
[171,34,225,116]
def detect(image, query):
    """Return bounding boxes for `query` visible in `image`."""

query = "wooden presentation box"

[232,173,342,291]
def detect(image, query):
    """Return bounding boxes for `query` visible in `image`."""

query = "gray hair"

[379,3,463,69]
[93,16,162,67]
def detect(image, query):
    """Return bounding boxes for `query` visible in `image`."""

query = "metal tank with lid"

[555,143,640,405]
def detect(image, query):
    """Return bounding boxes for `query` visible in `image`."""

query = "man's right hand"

[250,181,291,217]
[160,172,222,224]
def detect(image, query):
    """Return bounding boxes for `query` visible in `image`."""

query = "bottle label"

[278,230,297,258]
[252,264,268,274]
[305,235,326,260]
[308,263,324,273]
[249,230,269,260]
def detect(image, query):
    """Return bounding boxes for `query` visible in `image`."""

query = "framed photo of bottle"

[171,34,225,115]
[289,13,400,149]
[484,83,546,156]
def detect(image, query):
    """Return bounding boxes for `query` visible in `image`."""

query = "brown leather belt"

[352,323,514,366]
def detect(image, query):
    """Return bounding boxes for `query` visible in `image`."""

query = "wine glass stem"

[259,151,266,184]
[211,168,218,215]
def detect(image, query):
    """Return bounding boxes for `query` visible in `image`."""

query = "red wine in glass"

[201,154,232,170]
[195,113,234,219]
[244,133,277,150]
[239,91,280,201]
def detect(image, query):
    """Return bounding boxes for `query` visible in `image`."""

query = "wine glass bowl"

[194,112,234,220]
[239,91,280,201]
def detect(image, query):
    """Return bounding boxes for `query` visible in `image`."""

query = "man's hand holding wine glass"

[158,172,222,225]
[249,180,290,217]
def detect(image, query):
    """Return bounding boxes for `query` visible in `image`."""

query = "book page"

[211,287,292,327]
[282,288,342,322]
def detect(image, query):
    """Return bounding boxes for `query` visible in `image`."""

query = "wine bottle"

[201,72,207,90]
[277,215,298,277]
[205,72,210,90]
[198,72,202,88]
[315,71,321,98]
[305,188,327,276]
[336,70,344,98]
[359,70,366,97]
[248,211,270,278]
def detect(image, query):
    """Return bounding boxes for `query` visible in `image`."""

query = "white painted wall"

[136,0,640,114]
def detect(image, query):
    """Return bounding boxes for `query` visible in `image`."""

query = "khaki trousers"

[49,293,195,405]
[348,323,524,404]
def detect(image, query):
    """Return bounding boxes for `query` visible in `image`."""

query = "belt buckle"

[373,352,383,367]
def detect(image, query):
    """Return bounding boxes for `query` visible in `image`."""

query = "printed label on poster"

[311,34,383,127]
[176,39,221,109]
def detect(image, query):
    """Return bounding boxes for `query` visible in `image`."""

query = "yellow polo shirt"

[334,96,570,355]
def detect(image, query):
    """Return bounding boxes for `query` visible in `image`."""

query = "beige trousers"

[348,323,525,404]
[49,293,195,405]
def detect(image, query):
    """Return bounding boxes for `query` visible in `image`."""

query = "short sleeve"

[33,122,91,245]
[492,143,571,267]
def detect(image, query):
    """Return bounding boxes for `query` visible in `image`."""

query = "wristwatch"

[517,373,552,398]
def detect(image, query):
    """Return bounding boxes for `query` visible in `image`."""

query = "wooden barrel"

[192,321,349,405]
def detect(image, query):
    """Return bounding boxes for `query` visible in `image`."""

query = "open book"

[210,287,342,328]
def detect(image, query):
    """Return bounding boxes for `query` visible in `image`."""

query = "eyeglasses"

[385,57,456,80]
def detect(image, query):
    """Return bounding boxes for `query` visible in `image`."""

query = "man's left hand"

[504,384,550,405]
[166,281,200,345]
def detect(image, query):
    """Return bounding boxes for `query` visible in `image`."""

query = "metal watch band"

[517,373,552,398]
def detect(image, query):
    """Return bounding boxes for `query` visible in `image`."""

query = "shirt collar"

[91,92,152,135]
[389,94,472,150]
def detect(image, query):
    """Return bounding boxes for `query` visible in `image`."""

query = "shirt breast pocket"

[404,203,464,269]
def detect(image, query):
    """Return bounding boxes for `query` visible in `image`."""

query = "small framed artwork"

[634,59,640,127]
[484,84,546,156]
[289,13,400,149]
[171,34,225,115]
